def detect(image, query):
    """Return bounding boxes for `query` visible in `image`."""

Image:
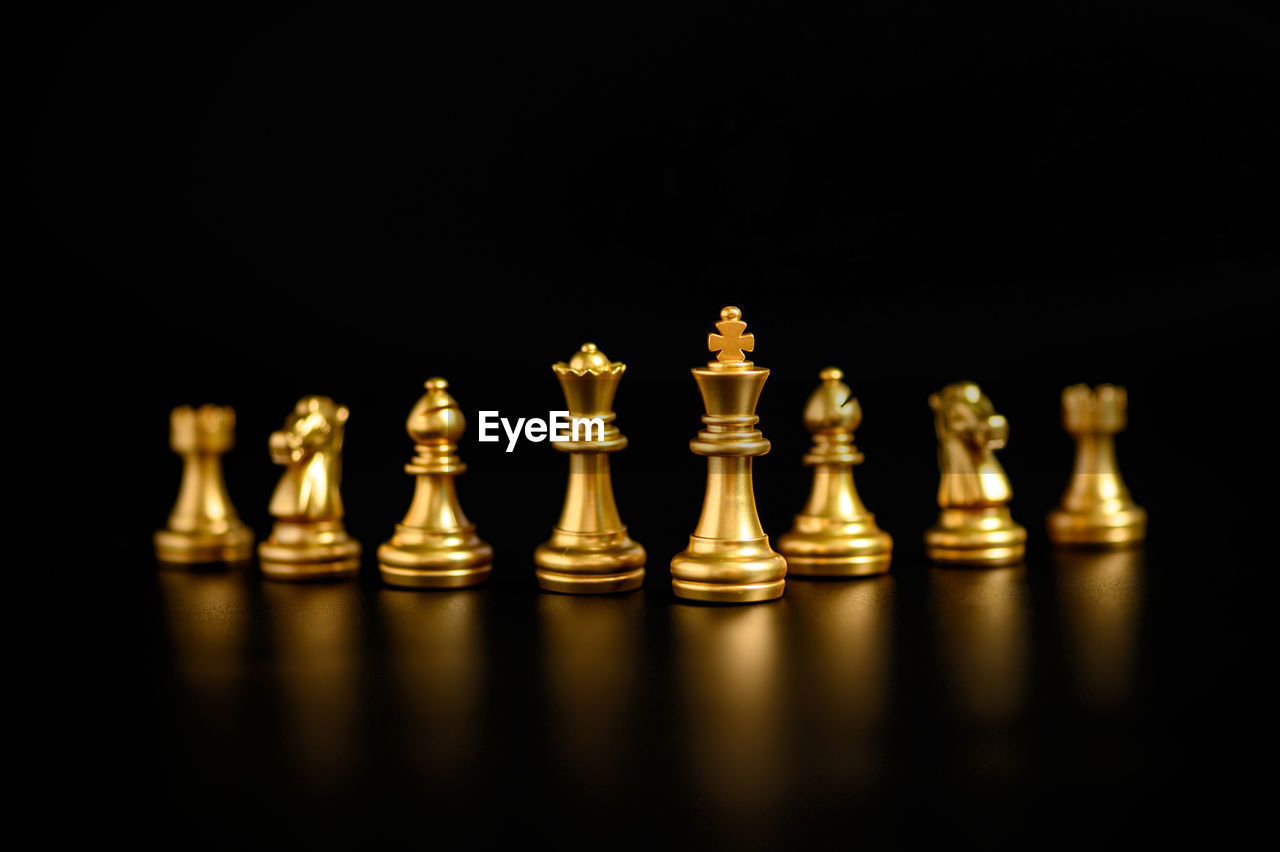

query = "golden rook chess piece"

[154,405,254,565]
[535,344,646,594]
[670,306,788,603]
[1048,384,1147,547]
[258,396,362,581]
[778,368,892,576]
[925,381,1026,566]
[379,378,493,589]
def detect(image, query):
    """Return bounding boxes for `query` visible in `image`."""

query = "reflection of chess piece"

[778,368,892,577]
[673,604,789,841]
[539,593,642,786]
[379,379,492,589]
[261,582,360,790]
[785,578,892,789]
[379,587,486,771]
[535,344,645,593]
[155,405,254,565]
[1052,548,1143,712]
[671,306,787,603]
[1048,384,1147,547]
[258,396,361,581]
[925,382,1026,566]
[929,566,1029,725]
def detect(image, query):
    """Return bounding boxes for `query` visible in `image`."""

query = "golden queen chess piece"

[925,382,1026,566]
[670,307,788,603]
[258,396,362,581]
[154,405,254,565]
[778,368,892,576]
[1047,384,1147,547]
[535,344,646,594]
[379,379,493,589]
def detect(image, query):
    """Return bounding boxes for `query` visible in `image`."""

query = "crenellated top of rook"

[170,404,236,453]
[1062,383,1127,435]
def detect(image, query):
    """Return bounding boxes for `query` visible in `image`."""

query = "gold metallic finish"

[535,343,645,594]
[154,405,254,565]
[379,378,492,589]
[1048,384,1147,547]
[925,382,1026,566]
[671,307,787,604]
[258,396,361,581]
[778,368,892,577]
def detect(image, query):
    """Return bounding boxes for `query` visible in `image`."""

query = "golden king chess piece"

[670,306,788,603]
[925,381,1026,566]
[258,396,362,581]
[1047,384,1147,547]
[778,368,892,577]
[154,405,254,565]
[535,344,646,594]
[379,378,493,589]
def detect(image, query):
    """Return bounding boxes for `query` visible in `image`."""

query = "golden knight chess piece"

[925,381,1026,566]
[258,396,362,581]
[378,378,493,589]
[1047,384,1147,547]
[670,306,788,603]
[778,368,892,577]
[535,343,646,594]
[154,405,254,565]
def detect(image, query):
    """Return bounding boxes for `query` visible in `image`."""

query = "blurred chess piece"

[1048,384,1147,547]
[925,382,1026,566]
[778,368,892,576]
[670,306,787,603]
[258,396,361,581]
[379,378,492,588]
[535,343,645,593]
[154,405,254,566]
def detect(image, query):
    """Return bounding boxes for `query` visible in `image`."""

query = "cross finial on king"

[708,306,755,362]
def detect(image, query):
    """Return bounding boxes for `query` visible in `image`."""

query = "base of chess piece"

[925,507,1026,566]
[670,533,788,604]
[1047,504,1147,548]
[258,520,362,581]
[378,526,493,589]
[778,515,892,577]
[535,529,645,594]
[155,525,255,566]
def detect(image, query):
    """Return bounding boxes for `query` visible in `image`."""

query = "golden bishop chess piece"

[379,378,493,589]
[154,405,254,566]
[535,343,646,594]
[670,306,788,603]
[1047,384,1147,547]
[778,368,892,577]
[925,381,1026,566]
[258,396,362,581]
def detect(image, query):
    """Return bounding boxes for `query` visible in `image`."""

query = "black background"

[14,1,1275,848]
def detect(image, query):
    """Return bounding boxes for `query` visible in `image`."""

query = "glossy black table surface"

[26,533,1260,849]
